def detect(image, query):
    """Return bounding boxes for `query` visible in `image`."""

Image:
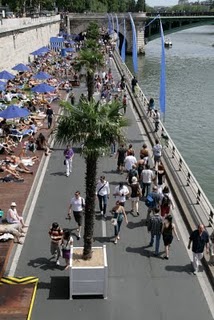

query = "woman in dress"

[112,201,128,244]
[162,215,179,259]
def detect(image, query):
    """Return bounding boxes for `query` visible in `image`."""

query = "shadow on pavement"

[127,219,146,229]
[126,246,151,257]
[165,264,193,274]
[28,257,65,271]
[50,171,66,176]
[93,236,114,244]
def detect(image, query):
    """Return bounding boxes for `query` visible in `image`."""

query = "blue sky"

[146,0,179,6]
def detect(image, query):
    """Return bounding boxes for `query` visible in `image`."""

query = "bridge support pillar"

[126,21,146,54]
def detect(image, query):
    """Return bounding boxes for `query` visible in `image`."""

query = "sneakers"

[77,235,81,240]
[114,239,117,244]
[100,211,103,215]
[56,260,60,265]
[117,236,120,240]
[136,212,140,216]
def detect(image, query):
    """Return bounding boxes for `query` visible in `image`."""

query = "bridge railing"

[113,50,214,233]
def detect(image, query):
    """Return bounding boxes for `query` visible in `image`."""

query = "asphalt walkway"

[12,60,214,320]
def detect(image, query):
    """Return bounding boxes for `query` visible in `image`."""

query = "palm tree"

[55,100,129,259]
[74,42,105,101]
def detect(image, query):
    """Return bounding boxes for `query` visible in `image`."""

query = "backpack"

[162,194,170,207]
[145,194,155,208]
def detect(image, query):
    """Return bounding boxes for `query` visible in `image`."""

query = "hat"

[132,176,138,183]
[11,202,16,207]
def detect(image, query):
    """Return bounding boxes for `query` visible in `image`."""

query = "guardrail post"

[179,158,182,171]
[196,189,201,204]
[172,146,175,158]
[187,172,191,186]
[209,210,214,226]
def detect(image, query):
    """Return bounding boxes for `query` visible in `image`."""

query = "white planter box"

[69,245,108,299]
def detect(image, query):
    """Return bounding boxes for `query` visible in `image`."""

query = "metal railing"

[113,50,214,233]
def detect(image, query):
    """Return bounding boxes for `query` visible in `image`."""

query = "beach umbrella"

[33,71,52,80]
[65,47,76,52]
[30,46,50,56]
[12,63,30,72]
[0,85,6,91]
[31,83,55,93]
[0,105,29,119]
[0,70,15,80]
[0,81,6,86]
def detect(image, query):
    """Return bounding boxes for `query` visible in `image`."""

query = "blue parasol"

[31,83,55,93]
[30,46,50,56]
[65,47,76,52]
[0,70,15,80]
[33,71,52,80]
[12,63,30,72]
[0,105,30,119]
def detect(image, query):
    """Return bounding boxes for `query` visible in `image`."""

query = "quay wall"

[0,17,60,71]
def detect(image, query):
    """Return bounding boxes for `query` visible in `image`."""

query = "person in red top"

[49,222,63,265]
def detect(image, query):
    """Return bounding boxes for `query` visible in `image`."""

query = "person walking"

[153,109,160,132]
[140,164,155,198]
[130,176,141,216]
[148,207,163,256]
[162,215,180,260]
[115,144,127,174]
[124,151,137,172]
[61,229,73,270]
[113,182,129,207]
[68,191,85,240]
[188,224,209,275]
[111,200,128,244]
[96,176,110,218]
[63,144,74,177]
[160,186,175,218]
[152,139,162,169]
[49,222,63,265]
[46,105,54,129]
[131,76,138,94]
[145,186,161,223]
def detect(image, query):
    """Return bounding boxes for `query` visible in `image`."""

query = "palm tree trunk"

[86,72,94,101]
[83,153,98,259]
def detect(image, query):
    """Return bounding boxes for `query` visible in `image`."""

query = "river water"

[126,25,214,204]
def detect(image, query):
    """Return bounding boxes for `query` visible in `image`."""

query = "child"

[61,229,73,270]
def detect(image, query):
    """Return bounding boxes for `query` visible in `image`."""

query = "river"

[126,25,214,205]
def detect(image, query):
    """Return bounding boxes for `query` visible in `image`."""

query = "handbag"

[111,218,118,226]
[64,159,66,165]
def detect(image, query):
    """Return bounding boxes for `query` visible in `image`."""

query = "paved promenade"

[9,61,214,320]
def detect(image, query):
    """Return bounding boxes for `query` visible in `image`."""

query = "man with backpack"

[49,222,63,265]
[145,186,161,223]
[127,164,138,185]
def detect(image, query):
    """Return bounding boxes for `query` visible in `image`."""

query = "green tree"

[56,100,129,259]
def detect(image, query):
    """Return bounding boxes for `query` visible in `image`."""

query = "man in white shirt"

[153,109,160,132]
[113,182,129,207]
[140,164,155,197]
[124,151,137,172]
[68,191,85,240]
[96,176,110,218]
[152,139,162,169]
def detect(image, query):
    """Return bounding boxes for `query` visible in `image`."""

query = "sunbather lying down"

[0,164,24,181]
[0,225,25,244]
[3,157,33,175]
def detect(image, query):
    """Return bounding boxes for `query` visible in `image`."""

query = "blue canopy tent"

[33,71,52,80]
[0,105,30,119]
[0,81,6,86]
[50,37,64,52]
[12,63,30,72]
[0,70,15,81]
[31,83,55,93]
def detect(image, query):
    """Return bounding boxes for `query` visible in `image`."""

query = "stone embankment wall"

[0,21,60,70]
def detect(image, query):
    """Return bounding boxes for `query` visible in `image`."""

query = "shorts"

[154,155,161,163]
[131,197,139,201]
[117,158,125,167]
[62,249,70,260]
[73,211,83,226]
